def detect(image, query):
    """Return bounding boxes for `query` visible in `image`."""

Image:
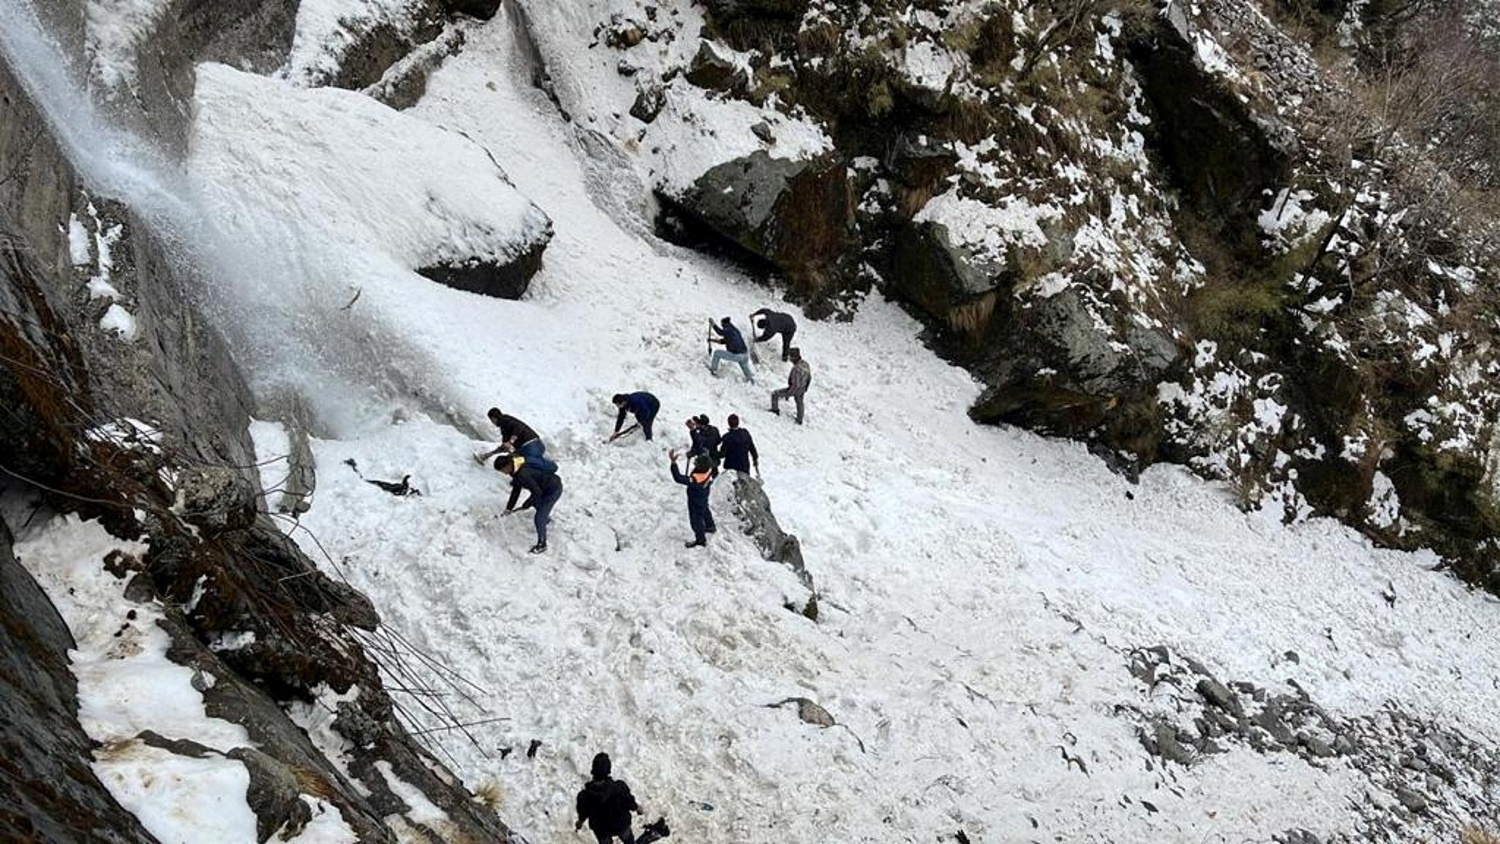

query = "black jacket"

[493,413,539,445]
[689,424,721,461]
[720,428,758,473]
[751,308,796,339]
[506,463,562,511]
[576,777,637,834]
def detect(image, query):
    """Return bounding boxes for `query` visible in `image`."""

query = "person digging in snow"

[575,752,645,844]
[686,414,721,472]
[669,449,716,548]
[770,347,812,424]
[475,407,547,464]
[706,316,754,383]
[610,392,661,442]
[719,414,759,480]
[750,307,798,362]
[496,453,562,554]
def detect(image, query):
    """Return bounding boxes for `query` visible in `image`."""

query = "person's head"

[696,414,710,426]
[591,752,611,779]
[693,456,712,474]
[487,407,503,425]
[727,414,740,429]
[721,316,733,327]
[612,394,627,407]
[789,347,802,362]
[494,455,516,475]
[685,416,697,429]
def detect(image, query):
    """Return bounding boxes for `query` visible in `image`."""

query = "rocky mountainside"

[572,0,1500,589]
[2,0,1500,841]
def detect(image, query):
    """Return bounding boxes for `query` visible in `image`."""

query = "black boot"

[529,541,547,554]
[684,539,705,548]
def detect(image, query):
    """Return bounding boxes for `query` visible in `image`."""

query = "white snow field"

[11,2,1500,842]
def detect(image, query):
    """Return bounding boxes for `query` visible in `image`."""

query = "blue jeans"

[516,439,546,461]
[709,350,754,383]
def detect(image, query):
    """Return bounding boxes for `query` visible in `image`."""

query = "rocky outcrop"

[0,524,156,843]
[416,233,549,299]
[1124,4,1297,244]
[0,40,519,843]
[730,475,811,591]
[662,151,851,296]
[1127,646,1500,841]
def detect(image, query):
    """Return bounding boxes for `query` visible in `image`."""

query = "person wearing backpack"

[575,752,642,843]
[497,454,562,555]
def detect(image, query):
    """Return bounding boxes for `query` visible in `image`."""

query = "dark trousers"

[516,439,546,460]
[688,500,715,542]
[637,406,658,441]
[771,388,805,424]
[593,828,635,844]
[532,483,561,544]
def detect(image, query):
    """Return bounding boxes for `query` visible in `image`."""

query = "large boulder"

[1124,5,1296,244]
[665,151,851,293]
[416,235,549,299]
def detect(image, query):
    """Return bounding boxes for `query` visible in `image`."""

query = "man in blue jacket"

[669,449,716,548]
[707,317,754,383]
[610,392,660,442]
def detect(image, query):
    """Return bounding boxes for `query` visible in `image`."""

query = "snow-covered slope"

[186,9,1499,843]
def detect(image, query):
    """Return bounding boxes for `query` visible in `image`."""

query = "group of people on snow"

[481,307,806,556]
[465,310,808,841]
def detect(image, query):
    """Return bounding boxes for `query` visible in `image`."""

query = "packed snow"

[219,8,1500,843]
[8,1,1500,842]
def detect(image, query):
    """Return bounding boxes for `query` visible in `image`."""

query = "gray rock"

[415,225,552,300]
[0,528,157,843]
[1196,678,1245,719]
[770,696,835,727]
[1301,735,1336,758]
[668,150,850,280]
[730,476,812,591]
[1394,785,1427,813]
[751,121,775,144]
[686,39,743,92]
[177,465,258,534]
[226,747,310,842]
[630,84,666,123]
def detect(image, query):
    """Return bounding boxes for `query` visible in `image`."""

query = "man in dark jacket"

[476,407,546,464]
[707,317,754,383]
[611,392,661,442]
[497,454,562,554]
[719,414,759,479]
[687,414,721,471]
[750,307,797,361]
[770,347,812,424]
[669,450,716,548]
[575,752,640,843]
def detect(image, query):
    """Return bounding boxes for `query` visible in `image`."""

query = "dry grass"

[1462,827,1500,844]
[472,778,505,811]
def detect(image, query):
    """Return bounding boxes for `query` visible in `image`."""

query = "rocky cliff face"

[0,4,521,840]
[554,0,1500,591]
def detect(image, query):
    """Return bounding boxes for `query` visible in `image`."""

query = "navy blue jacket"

[671,462,713,508]
[506,463,562,511]
[616,392,660,430]
[719,428,758,473]
[711,321,748,354]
